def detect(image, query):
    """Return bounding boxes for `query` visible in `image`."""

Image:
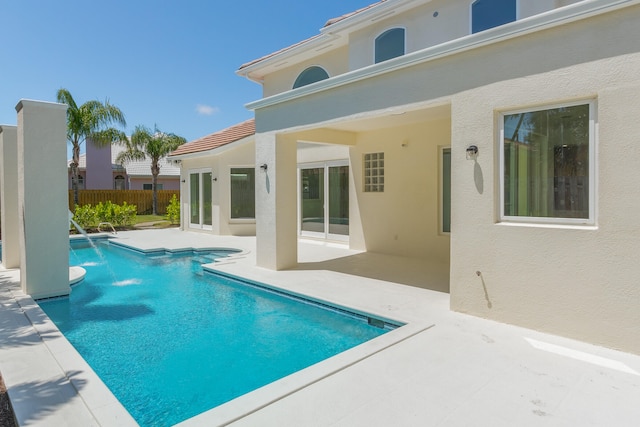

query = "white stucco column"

[0,125,20,269]
[16,100,69,298]
[255,132,297,270]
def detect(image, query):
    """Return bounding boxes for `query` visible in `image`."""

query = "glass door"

[328,165,349,239]
[202,171,213,228]
[301,168,325,235]
[189,169,212,230]
[189,173,200,227]
[299,161,349,241]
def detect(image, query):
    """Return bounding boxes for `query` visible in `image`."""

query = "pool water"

[39,242,392,426]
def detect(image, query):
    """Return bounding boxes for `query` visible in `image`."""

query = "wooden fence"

[69,190,180,215]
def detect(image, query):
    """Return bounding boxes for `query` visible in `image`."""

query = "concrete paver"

[2,229,639,426]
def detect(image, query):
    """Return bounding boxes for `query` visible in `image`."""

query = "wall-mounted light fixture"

[212,177,217,182]
[181,179,186,183]
[260,163,268,172]
[466,145,478,160]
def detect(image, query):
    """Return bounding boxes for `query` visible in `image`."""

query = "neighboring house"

[172,0,640,354]
[68,140,180,190]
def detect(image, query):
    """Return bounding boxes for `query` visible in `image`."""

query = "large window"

[472,0,517,34]
[230,168,255,219]
[293,66,329,89]
[375,28,405,63]
[501,102,594,224]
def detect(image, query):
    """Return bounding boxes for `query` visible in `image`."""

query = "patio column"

[16,100,69,298]
[0,125,19,268]
[255,132,297,270]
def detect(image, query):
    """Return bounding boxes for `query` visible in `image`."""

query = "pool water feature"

[39,241,395,426]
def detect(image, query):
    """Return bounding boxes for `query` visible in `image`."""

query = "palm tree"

[116,125,186,215]
[57,88,127,206]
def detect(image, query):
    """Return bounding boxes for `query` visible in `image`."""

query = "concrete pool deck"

[1,228,640,426]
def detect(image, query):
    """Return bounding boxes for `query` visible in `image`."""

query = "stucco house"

[68,140,180,190]
[173,0,640,355]
[169,119,257,235]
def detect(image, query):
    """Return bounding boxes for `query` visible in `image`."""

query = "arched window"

[472,0,517,34]
[375,28,405,64]
[293,66,329,89]
[114,175,125,190]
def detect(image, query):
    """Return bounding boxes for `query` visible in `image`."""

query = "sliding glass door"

[300,161,349,241]
[189,169,212,230]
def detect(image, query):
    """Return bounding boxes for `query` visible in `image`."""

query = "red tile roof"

[238,1,386,71]
[170,118,255,157]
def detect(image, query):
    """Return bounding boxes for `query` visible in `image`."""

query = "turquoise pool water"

[38,241,393,426]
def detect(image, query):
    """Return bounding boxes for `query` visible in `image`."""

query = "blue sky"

[0,0,375,156]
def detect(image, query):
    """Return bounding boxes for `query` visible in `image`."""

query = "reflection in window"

[293,66,329,89]
[502,103,592,222]
[375,28,405,63]
[230,168,255,219]
[472,0,517,34]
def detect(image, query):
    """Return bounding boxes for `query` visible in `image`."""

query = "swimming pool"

[38,240,396,426]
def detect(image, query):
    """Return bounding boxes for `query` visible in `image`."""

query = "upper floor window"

[472,0,517,34]
[500,101,595,225]
[293,66,329,89]
[375,28,405,63]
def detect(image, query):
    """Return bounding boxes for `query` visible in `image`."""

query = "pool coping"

[6,237,423,427]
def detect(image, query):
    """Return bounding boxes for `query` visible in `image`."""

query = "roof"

[169,118,255,157]
[68,144,181,177]
[238,1,386,71]
[322,0,386,27]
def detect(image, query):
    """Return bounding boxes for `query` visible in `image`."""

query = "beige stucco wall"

[449,7,640,354]
[0,125,20,269]
[16,100,69,299]
[179,140,256,236]
[349,119,451,263]
[262,46,349,98]
[252,4,640,352]
[261,0,570,94]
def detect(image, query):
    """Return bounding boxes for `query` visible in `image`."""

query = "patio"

[1,229,639,426]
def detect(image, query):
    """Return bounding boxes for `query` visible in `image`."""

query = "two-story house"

[174,0,640,354]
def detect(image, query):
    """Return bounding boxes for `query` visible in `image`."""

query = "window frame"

[498,99,597,226]
[363,152,385,193]
[229,165,256,223]
[374,27,406,64]
[114,174,126,190]
[470,0,519,34]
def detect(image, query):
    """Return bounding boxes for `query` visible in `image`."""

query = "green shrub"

[72,204,98,230]
[72,201,137,231]
[166,194,180,224]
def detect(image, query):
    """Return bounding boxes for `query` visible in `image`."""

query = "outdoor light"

[466,145,478,159]
[260,163,268,171]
